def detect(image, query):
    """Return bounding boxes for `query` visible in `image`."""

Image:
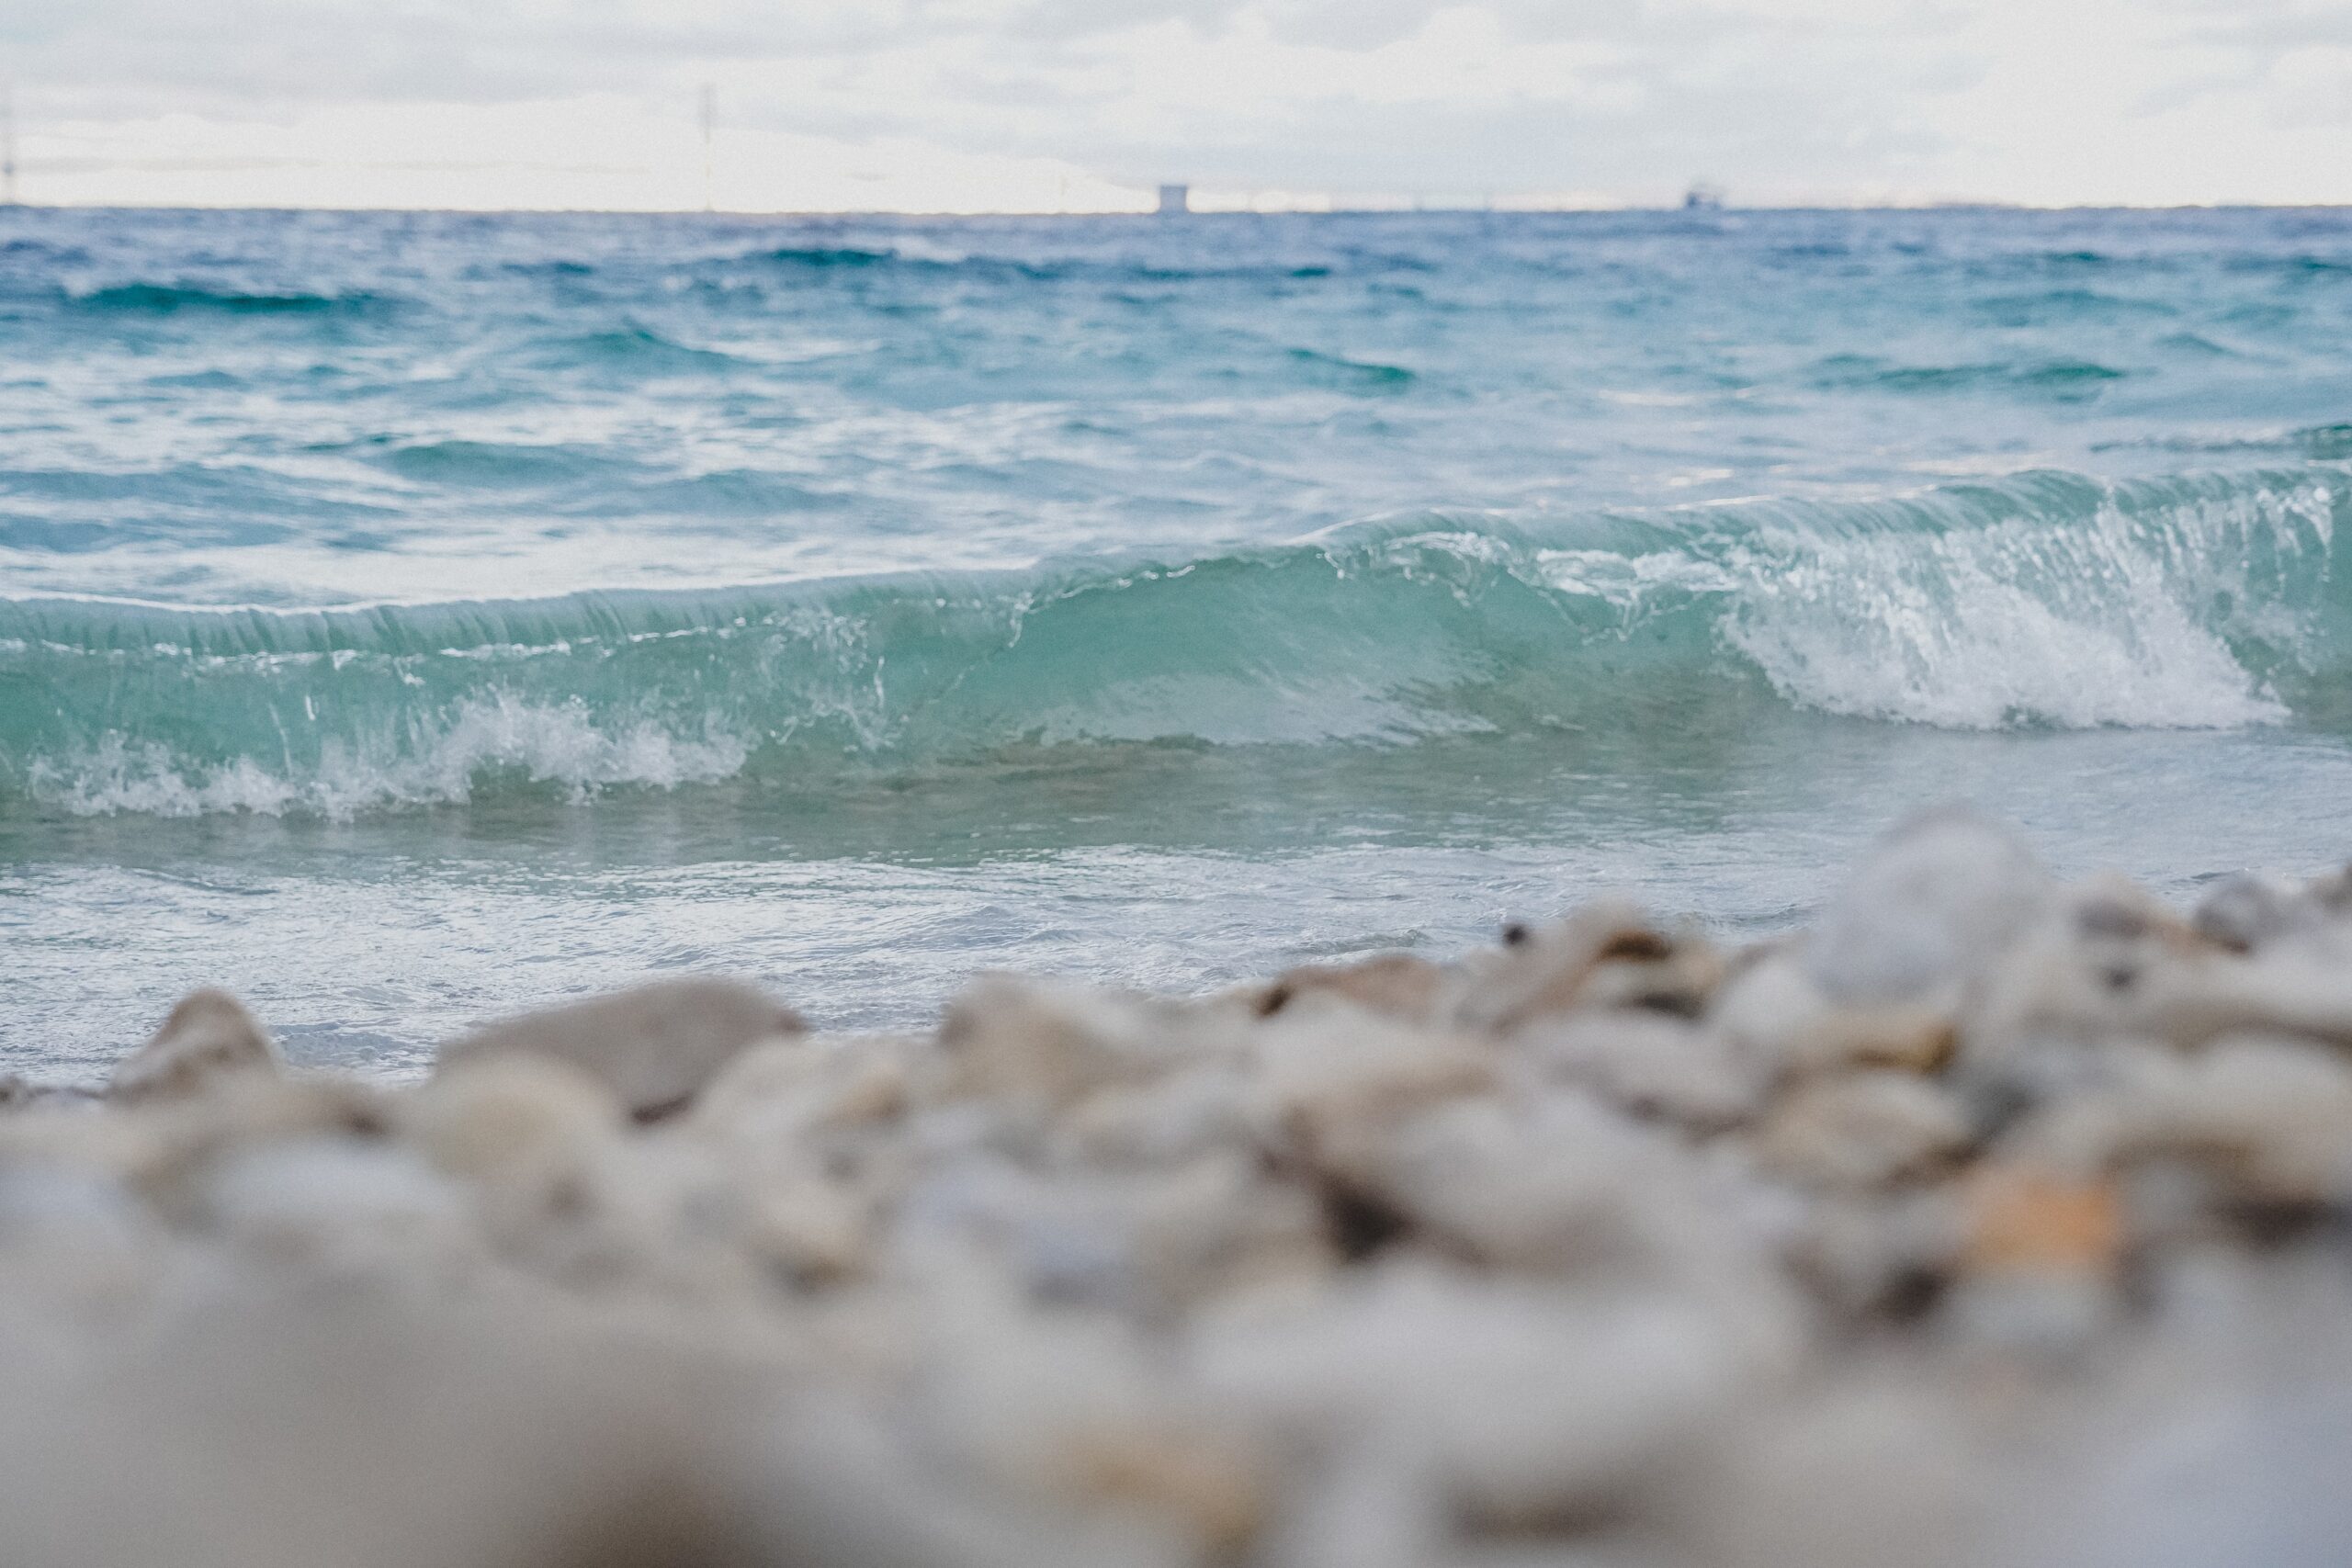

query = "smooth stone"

[1712,952,1958,1080]
[435,976,804,1120]
[110,989,280,1104]
[1805,807,2052,1007]
[1193,1261,1756,1534]
[938,976,1233,1109]
[2193,872,2318,953]
[200,1136,472,1273]
[1518,1011,1764,1131]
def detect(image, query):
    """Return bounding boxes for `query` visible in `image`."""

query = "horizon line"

[8,198,2352,219]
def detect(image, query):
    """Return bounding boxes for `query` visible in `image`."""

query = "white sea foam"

[1716,480,2333,730]
[28,695,750,820]
[1726,570,2282,730]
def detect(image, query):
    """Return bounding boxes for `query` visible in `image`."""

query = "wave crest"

[4,465,2345,818]
[28,700,749,818]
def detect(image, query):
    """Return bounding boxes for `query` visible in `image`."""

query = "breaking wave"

[3,466,2345,818]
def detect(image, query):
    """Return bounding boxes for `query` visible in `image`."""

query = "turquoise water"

[6,206,2352,1077]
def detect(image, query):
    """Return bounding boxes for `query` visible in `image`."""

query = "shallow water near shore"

[6,204,2352,1076]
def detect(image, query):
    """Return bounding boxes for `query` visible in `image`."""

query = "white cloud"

[3,0,2348,209]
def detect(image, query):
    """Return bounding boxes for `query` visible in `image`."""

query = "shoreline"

[5,807,2352,1564]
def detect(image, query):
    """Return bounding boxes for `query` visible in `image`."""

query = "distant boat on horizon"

[1683,182,1725,210]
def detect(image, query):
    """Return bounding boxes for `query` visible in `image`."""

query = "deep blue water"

[6,206,2352,1076]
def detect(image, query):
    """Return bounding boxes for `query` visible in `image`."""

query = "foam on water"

[1719,470,2340,729]
[28,702,751,818]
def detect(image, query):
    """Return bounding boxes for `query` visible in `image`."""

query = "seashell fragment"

[1244,1001,1497,1201]
[2008,1033,2352,1213]
[1255,953,1452,1024]
[1755,1073,1973,1190]
[1974,879,2352,1056]
[1457,900,1714,1033]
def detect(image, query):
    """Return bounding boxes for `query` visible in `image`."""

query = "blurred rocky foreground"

[11,807,2352,1567]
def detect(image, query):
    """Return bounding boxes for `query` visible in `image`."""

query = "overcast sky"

[6,0,2351,210]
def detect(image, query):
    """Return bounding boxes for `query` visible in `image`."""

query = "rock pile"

[6,807,2352,1567]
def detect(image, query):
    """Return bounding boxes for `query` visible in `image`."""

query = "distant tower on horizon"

[1157,183,1190,216]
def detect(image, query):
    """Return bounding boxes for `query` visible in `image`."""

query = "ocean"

[3,204,2349,1080]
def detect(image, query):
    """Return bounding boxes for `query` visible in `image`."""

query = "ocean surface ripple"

[6,206,2352,1070]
